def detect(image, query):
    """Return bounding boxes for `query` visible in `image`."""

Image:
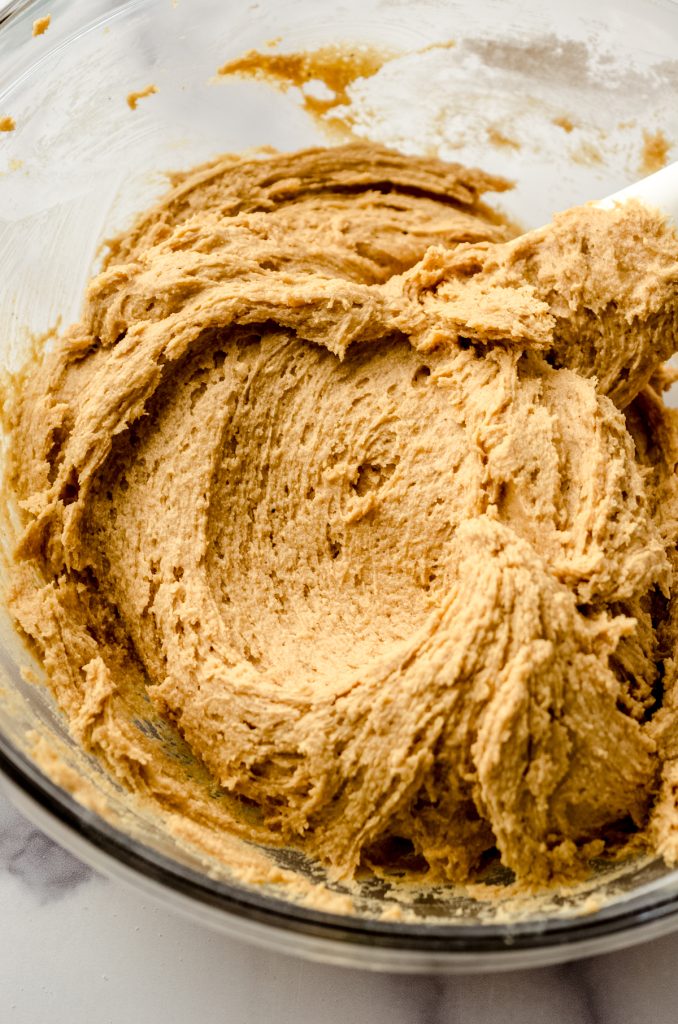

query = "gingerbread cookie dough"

[8,143,678,888]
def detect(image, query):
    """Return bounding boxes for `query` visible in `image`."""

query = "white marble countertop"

[1,790,677,1024]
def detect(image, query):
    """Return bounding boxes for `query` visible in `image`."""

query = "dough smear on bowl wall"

[7,142,678,895]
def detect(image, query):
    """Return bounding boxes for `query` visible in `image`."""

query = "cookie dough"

[8,143,678,887]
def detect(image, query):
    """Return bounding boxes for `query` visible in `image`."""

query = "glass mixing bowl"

[3,0,678,972]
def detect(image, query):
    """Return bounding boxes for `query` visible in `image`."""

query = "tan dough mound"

[8,143,678,888]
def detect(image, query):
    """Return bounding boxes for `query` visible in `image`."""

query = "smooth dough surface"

[9,143,678,888]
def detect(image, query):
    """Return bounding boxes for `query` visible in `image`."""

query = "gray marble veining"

[558,961,601,1024]
[0,795,95,902]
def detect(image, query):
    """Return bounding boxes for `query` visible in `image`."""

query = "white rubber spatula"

[596,161,678,220]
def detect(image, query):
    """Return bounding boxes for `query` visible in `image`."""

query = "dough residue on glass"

[32,15,51,37]
[217,44,393,122]
[552,115,575,133]
[486,126,521,150]
[641,129,671,175]
[7,142,678,893]
[126,85,158,111]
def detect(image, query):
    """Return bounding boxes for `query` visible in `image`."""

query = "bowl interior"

[3,0,678,956]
